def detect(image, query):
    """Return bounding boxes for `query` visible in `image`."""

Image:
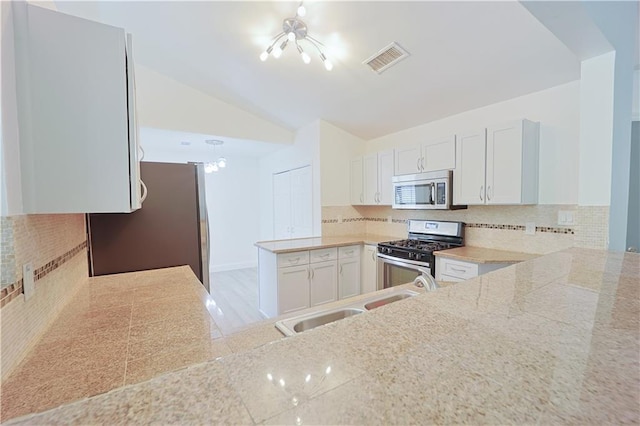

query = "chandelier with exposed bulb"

[259,2,333,71]
[204,140,226,173]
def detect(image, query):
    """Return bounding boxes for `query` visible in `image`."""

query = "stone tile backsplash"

[322,204,609,254]
[0,214,88,380]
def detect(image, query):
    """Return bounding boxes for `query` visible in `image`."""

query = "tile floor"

[0,267,279,422]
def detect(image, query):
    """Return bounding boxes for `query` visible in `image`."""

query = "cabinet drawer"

[278,251,310,268]
[440,259,478,279]
[438,273,467,283]
[310,247,337,263]
[338,245,361,259]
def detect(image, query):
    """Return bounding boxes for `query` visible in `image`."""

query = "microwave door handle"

[430,183,435,204]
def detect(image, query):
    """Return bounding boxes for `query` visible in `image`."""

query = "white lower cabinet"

[435,257,509,282]
[259,245,364,318]
[277,265,310,314]
[361,244,378,294]
[338,246,361,299]
[310,260,338,307]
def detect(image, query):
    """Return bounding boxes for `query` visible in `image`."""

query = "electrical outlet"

[387,216,393,223]
[557,210,575,226]
[23,263,34,300]
[337,215,343,224]
[525,222,536,235]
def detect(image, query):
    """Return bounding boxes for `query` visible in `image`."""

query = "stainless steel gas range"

[377,219,465,290]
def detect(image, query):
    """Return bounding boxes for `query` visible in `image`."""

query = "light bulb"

[301,51,311,64]
[324,59,333,71]
[260,51,269,62]
[287,31,296,42]
[273,46,282,58]
[211,162,219,172]
[204,162,215,174]
[217,157,226,168]
[297,4,306,17]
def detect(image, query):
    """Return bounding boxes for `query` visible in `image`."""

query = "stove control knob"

[386,248,393,254]
[415,254,422,261]
[408,252,414,259]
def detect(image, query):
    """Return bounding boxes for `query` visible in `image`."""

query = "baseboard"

[210,261,258,273]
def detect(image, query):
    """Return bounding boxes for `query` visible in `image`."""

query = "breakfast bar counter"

[434,245,540,263]
[254,234,396,253]
[6,248,639,425]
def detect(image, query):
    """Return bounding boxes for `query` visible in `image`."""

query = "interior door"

[273,171,291,239]
[290,166,312,238]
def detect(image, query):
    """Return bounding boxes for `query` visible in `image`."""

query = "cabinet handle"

[421,157,425,171]
[307,268,310,279]
[371,251,376,261]
[288,257,300,264]
[417,157,421,172]
[479,185,484,201]
[339,265,343,274]
[320,253,330,258]
[487,186,492,201]
[310,268,314,279]
[140,179,148,203]
[360,193,363,203]
[450,267,466,273]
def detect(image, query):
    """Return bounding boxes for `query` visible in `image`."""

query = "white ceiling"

[55,1,581,141]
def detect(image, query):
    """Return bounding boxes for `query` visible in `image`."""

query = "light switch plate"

[525,222,536,235]
[387,216,393,223]
[337,215,343,224]
[23,263,34,300]
[557,210,575,226]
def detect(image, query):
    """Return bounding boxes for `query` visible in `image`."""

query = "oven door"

[377,253,431,290]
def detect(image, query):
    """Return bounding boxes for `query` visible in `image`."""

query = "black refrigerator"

[87,162,210,292]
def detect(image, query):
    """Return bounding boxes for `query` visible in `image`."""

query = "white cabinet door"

[12,2,138,213]
[377,150,394,205]
[273,172,292,239]
[361,245,378,294]
[278,265,310,314]
[350,157,364,205]
[363,153,379,205]
[310,261,338,306]
[422,136,456,172]
[338,257,361,300]
[455,130,487,205]
[394,145,422,175]
[290,166,313,238]
[486,120,539,205]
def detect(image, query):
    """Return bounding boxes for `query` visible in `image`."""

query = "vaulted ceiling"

[55,1,581,140]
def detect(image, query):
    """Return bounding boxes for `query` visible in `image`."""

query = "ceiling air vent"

[363,42,410,74]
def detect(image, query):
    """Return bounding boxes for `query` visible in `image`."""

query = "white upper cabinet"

[11,3,141,213]
[395,136,456,175]
[355,150,394,206]
[454,120,539,205]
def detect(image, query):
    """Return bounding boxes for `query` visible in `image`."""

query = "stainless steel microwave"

[392,170,463,210]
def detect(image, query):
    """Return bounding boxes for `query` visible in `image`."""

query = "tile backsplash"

[1,214,88,380]
[322,204,609,253]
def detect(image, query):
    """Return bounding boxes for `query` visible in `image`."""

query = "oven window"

[384,262,423,287]
[394,184,432,205]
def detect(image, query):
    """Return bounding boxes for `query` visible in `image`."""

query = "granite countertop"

[7,248,639,425]
[255,234,396,253]
[434,245,539,264]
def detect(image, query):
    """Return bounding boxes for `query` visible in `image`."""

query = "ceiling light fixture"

[204,139,227,174]
[260,2,332,71]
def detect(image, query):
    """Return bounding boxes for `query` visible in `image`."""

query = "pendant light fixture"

[204,139,227,174]
[260,2,333,71]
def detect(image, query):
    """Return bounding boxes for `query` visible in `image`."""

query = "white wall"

[367,81,581,205]
[578,52,615,206]
[258,120,321,240]
[141,146,260,272]
[320,121,366,206]
[633,70,639,121]
[135,65,295,146]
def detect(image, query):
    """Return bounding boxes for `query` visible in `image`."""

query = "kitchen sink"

[275,288,420,336]
[292,308,364,333]
[364,293,414,310]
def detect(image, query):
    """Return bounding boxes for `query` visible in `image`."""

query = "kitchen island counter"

[7,248,639,425]
[255,234,396,253]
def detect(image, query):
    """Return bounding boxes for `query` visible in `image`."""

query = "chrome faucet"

[413,274,439,292]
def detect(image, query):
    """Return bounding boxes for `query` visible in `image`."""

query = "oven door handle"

[377,253,430,270]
